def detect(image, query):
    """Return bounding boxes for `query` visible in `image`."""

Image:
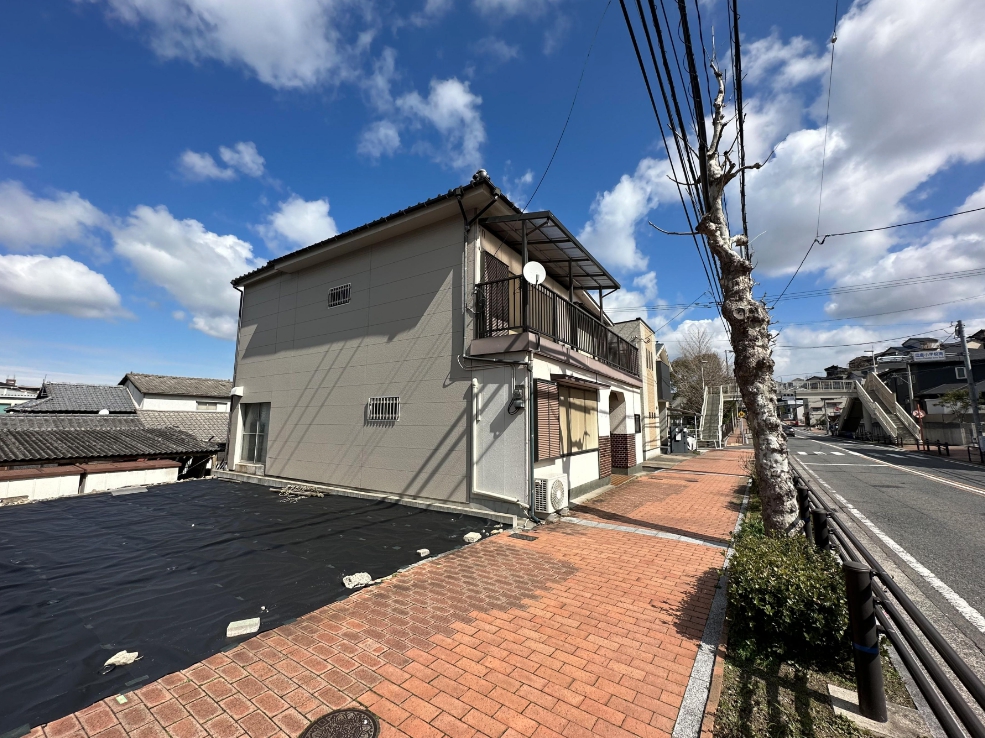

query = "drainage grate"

[300,709,380,738]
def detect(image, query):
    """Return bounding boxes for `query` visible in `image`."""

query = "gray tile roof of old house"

[121,373,233,398]
[0,427,220,464]
[9,383,136,414]
[0,414,144,430]
[137,410,229,443]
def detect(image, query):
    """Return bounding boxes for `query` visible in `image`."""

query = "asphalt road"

[787,433,985,619]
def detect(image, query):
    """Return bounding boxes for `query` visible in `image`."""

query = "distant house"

[614,318,672,458]
[222,171,645,522]
[120,373,232,412]
[0,378,227,504]
[0,378,39,414]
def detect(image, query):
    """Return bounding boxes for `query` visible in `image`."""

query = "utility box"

[670,425,691,454]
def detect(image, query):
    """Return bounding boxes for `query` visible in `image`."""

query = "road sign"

[912,350,945,362]
[912,409,926,418]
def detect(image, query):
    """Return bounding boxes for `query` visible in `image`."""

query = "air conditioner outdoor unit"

[534,473,568,515]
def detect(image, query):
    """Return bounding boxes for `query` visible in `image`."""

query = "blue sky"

[2,0,984,385]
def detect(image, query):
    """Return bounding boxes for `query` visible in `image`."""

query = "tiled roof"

[919,379,985,397]
[232,171,521,286]
[122,373,233,398]
[0,414,144,430]
[0,427,220,464]
[137,410,229,442]
[9,383,136,414]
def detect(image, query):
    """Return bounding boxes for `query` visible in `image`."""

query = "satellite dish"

[523,261,547,286]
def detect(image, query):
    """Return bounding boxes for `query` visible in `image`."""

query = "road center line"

[831,493,985,635]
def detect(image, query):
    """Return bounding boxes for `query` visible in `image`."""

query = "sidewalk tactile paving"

[35,451,749,738]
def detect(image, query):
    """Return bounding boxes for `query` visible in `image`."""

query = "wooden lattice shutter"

[535,380,561,460]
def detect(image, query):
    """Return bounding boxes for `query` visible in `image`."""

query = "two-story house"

[221,171,644,523]
[614,318,672,458]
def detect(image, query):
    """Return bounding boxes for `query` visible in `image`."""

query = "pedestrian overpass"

[699,373,920,445]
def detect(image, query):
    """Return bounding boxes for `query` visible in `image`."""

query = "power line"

[523,0,612,211]
[771,0,840,307]
[605,265,985,311]
[651,291,708,332]
[777,292,985,325]
[816,204,985,241]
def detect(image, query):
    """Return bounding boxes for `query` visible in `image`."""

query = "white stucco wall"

[82,466,179,493]
[0,473,80,501]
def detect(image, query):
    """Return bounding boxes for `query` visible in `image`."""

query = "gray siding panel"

[235,217,469,503]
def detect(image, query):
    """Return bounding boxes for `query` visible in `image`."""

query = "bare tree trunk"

[696,67,799,534]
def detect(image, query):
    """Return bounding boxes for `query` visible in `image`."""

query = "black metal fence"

[474,276,640,377]
[791,464,985,737]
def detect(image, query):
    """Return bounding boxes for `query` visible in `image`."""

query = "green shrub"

[727,523,848,667]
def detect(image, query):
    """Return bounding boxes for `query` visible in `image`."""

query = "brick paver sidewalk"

[35,451,749,738]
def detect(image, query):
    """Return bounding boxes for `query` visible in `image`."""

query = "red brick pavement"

[33,451,749,738]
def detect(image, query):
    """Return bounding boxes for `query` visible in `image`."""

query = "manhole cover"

[300,708,380,738]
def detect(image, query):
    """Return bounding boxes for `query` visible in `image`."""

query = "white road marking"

[804,463,882,466]
[834,447,985,498]
[798,451,807,455]
[832,493,985,635]
[831,452,844,456]
[888,453,905,458]
[815,451,826,455]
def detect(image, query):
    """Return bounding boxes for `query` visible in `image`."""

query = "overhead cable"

[523,0,612,211]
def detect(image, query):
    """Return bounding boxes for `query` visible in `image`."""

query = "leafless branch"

[648,221,700,236]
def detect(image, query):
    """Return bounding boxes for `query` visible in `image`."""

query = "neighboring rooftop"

[919,379,985,397]
[0,427,220,465]
[121,373,233,399]
[9,383,135,414]
[137,410,229,442]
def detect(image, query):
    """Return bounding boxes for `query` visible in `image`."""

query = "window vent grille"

[328,283,351,308]
[368,396,400,422]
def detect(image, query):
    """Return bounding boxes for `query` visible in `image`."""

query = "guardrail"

[791,463,985,737]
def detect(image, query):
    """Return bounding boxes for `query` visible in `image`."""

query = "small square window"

[328,283,351,308]
[634,414,642,434]
[957,366,967,379]
[197,401,218,411]
[368,396,400,422]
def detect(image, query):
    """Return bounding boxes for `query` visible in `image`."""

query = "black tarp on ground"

[0,479,496,733]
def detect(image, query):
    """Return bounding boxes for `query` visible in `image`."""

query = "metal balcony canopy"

[478,211,621,291]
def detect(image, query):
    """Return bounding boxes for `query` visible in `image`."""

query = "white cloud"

[472,0,559,18]
[358,120,401,160]
[178,141,265,181]
[741,0,985,290]
[397,78,486,171]
[543,14,572,56]
[6,154,39,168]
[178,150,237,181]
[475,37,519,64]
[605,271,665,324]
[259,194,338,252]
[578,157,672,273]
[0,254,127,319]
[218,141,265,177]
[501,164,534,205]
[112,205,265,339]
[86,0,364,90]
[0,180,106,251]
[404,0,453,27]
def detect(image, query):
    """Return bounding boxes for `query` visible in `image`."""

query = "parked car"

[783,425,795,437]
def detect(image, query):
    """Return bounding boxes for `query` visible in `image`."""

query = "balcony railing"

[474,276,640,377]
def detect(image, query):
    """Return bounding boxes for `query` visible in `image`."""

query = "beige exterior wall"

[614,319,662,458]
[231,215,472,504]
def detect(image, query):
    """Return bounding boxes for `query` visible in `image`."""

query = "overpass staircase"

[839,374,920,443]
[698,385,725,449]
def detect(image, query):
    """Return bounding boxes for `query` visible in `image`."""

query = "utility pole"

[957,320,983,450]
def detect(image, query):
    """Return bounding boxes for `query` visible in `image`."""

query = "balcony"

[474,276,640,378]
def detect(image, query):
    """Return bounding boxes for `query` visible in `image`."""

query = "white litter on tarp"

[416,549,430,557]
[226,617,261,638]
[103,650,142,668]
[463,532,481,544]
[110,486,147,496]
[343,572,373,589]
